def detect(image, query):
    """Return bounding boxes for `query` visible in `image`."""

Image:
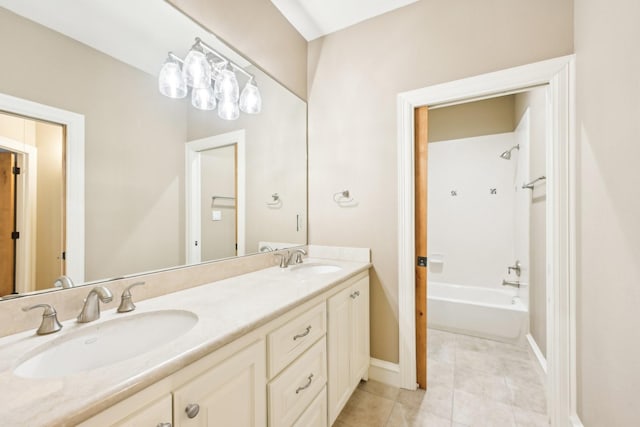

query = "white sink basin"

[14,310,198,379]
[290,263,343,274]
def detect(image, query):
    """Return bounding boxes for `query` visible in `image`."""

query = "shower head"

[499,144,520,160]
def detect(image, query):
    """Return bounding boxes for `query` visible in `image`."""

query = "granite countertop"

[0,258,370,426]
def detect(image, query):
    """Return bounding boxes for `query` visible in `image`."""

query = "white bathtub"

[427,281,528,344]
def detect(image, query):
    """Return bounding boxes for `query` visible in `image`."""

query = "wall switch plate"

[212,210,222,221]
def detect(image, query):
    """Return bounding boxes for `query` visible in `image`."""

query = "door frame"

[396,55,577,426]
[0,92,85,287]
[0,136,37,293]
[185,130,246,264]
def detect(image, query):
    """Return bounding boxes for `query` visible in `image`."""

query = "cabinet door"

[292,386,327,427]
[115,394,173,427]
[78,392,172,427]
[350,276,370,385]
[173,340,266,427]
[327,286,353,425]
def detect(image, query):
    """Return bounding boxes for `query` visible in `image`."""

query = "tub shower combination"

[427,281,527,344]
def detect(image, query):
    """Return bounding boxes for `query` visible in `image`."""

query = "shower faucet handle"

[507,260,521,277]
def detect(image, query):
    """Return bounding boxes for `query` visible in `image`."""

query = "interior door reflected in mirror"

[0,0,307,298]
[0,112,66,297]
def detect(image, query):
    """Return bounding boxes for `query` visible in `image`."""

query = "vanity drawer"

[268,302,326,377]
[268,336,327,427]
[292,386,327,427]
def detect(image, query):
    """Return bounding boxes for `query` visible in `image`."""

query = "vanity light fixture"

[158,37,262,119]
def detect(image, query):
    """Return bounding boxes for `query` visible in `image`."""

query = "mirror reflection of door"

[201,145,237,262]
[0,111,65,296]
[0,151,16,296]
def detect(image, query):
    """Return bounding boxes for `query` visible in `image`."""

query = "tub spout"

[502,279,520,288]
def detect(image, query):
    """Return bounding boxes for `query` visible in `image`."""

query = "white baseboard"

[569,414,585,427]
[368,358,400,388]
[526,333,547,374]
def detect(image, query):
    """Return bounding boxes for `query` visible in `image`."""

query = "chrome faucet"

[274,248,307,268]
[53,275,75,289]
[77,286,113,323]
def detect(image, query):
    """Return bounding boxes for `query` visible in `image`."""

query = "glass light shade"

[191,84,216,110]
[239,80,262,114]
[158,59,187,99]
[217,98,240,120]
[182,48,211,89]
[214,68,239,101]
[211,60,225,80]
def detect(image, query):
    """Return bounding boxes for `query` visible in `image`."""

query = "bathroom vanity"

[0,254,370,426]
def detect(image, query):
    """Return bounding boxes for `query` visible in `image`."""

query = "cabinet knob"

[157,423,172,427]
[185,403,200,419]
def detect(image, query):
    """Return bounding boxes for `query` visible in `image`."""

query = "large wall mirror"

[0,0,307,299]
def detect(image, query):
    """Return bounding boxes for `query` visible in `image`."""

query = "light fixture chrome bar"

[522,176,546,190]
[195,38,254,80]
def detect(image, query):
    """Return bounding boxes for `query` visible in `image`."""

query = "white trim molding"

[0,92,85,284]
[185,130,246,263]
[527,333,548,374]
[367,358,400,388]
[396,55,577,425]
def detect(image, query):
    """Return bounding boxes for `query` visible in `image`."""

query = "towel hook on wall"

[266,193,282,208]
[333,189,358,206]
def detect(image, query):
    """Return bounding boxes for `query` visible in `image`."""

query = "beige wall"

[168,0,308,100]
[308,0,573,363]
[574,0,640,424]
[187,66,307,254]
[0,8,188,282]
[515,88,547,356]
[429,96,515,142]
[34,122,65,290]
[201,145,236,261]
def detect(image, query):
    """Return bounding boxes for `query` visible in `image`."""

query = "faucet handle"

[274,251,290,268]
[22,304,63,335]
[293,248,307,264]
[117,282,145,313]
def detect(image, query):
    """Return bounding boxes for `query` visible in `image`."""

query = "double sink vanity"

[0,246,371,426]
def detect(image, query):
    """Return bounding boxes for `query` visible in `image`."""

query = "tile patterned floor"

[334,329,549,427]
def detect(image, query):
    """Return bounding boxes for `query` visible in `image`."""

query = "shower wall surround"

[427,132,529,289]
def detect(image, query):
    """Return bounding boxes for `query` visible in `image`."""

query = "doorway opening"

[397,56,577,426]
[416,90,549,423]
[185,130,246,264]
[0,110,66,296]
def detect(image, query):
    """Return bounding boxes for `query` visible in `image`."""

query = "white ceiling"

[270,0,419,41]
[0,0,249,77]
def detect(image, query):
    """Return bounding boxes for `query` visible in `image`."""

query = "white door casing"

[396,55,576,426]
[0,92,85,287]
[185,130,246,264]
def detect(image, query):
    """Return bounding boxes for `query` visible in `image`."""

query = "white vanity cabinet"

[79,340,265,427]
[327,274,370,424]
[77,269,370,427]
[173,340,266,426]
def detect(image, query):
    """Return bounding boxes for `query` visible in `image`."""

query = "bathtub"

[427,281,528,344]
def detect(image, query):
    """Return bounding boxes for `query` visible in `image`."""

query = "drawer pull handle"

[296,373,314,394]
[350,290,361,299]
[157,423,172,427]
[293,325,312,340]
[185,403,200,419]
